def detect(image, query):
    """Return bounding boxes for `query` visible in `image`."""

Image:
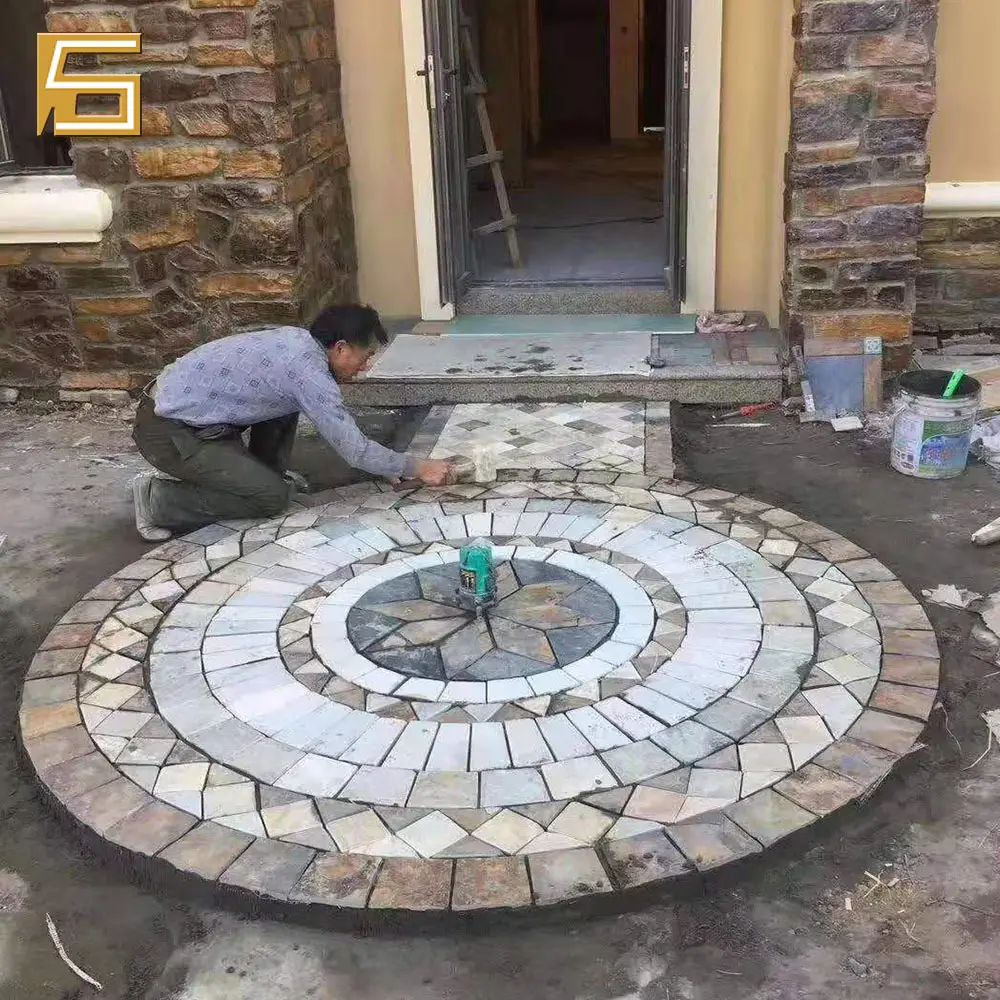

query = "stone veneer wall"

[0,0,356,388]
[916,215,1000,342]
[783,0,939,371]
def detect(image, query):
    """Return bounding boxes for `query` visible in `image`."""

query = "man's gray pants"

[132,397,296,532]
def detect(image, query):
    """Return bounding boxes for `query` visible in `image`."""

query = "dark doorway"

[538,0,610,143]
[424,0,690,306]
[643,0,668,131]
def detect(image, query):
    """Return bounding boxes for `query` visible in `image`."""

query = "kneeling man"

[131,304,453,541]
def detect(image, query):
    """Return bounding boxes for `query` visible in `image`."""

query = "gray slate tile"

[725,789,815,846]
[41,752,118,800]
[695,699,771,740]
[603,832,691,887]
[220,839,315,900]
[667,814,762,870]
[528,848,612,905]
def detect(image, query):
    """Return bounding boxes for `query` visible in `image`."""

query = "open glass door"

[422,0,473,308]
[661,0,691,309]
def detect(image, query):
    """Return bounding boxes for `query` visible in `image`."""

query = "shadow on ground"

[0,402,998,1000]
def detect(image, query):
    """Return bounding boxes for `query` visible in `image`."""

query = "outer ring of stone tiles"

[311,548,655,701]
[19,477,941,915]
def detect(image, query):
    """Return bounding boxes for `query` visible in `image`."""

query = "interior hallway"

[471,143,666,283]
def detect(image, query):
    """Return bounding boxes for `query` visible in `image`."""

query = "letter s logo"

[37,33,142,137]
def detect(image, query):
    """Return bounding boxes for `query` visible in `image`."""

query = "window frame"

[0,0,76,177]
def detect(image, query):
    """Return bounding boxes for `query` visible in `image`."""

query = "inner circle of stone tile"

[310,547,657,705]
[346,556,617,683]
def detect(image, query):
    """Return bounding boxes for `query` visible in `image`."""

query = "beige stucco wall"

[715,0,793,324]
[928,0,1000,182]
[338,0,793,321]
[334,0,421,317]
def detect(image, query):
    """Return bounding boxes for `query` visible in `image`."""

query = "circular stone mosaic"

[20,475,940,915]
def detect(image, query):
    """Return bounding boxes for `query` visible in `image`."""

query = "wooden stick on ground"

[46,913,103,992]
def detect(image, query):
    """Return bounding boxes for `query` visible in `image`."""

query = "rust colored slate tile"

[290,854,382,908]
[24,726,95,771]
[870,682,936,720]
[60,601,118,625]
[20,701,81,739]
[849,710,925,755]
[837,559,895,583]
[880,654,939,688]
[21,676,78,708]
[858,581,918,606]
[40,623,99,651]
[776,764,862,814]
[27,648,86,678]
[159,822,254,880]
[452,857,532,910]
[106,801,198,855]
[810,537,868,562]
[667,814,762,870]
[882,629,939,659]
[66,776,151,834]
[871,603,933,630]
[369,858,454,910]
[84,578,142,601]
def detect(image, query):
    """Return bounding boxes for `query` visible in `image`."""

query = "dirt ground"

[1,400,998,1000]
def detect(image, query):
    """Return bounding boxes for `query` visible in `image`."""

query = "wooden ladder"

[459,9,522,268]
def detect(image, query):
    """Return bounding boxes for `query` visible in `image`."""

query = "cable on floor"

[518,214,665,231]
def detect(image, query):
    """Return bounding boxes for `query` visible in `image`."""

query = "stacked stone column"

[0,0,356,388]
[784,0,939,370]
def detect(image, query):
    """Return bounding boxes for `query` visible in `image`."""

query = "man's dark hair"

[310,304,388,350]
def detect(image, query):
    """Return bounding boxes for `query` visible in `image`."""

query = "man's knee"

[245,476,292,518]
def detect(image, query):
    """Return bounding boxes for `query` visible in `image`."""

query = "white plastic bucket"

[891,370,982,480]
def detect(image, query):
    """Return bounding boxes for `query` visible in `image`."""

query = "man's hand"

[416,459,456,487]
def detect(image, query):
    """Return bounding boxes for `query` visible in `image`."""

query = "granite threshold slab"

[345,370,783,408]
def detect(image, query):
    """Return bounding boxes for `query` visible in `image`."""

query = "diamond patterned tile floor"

[421,402,647,473]
[20,410,938,918]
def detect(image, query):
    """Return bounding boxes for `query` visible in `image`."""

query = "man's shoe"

[283,470,310,494]
[130,473,173,542]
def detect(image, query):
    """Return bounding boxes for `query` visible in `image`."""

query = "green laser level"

[458,539,496,616]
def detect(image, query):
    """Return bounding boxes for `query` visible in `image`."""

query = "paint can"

[890,370,982,480]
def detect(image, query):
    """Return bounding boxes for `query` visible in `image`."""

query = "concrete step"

[414,314,699,337]
[458,282,675,315]
[345,329,784,408]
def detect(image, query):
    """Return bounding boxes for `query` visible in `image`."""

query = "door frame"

[400,0,722,320]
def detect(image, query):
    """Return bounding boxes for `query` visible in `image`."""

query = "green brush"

[943,370,965,399]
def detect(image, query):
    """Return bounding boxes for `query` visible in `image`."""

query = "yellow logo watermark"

[37,33,143,137]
